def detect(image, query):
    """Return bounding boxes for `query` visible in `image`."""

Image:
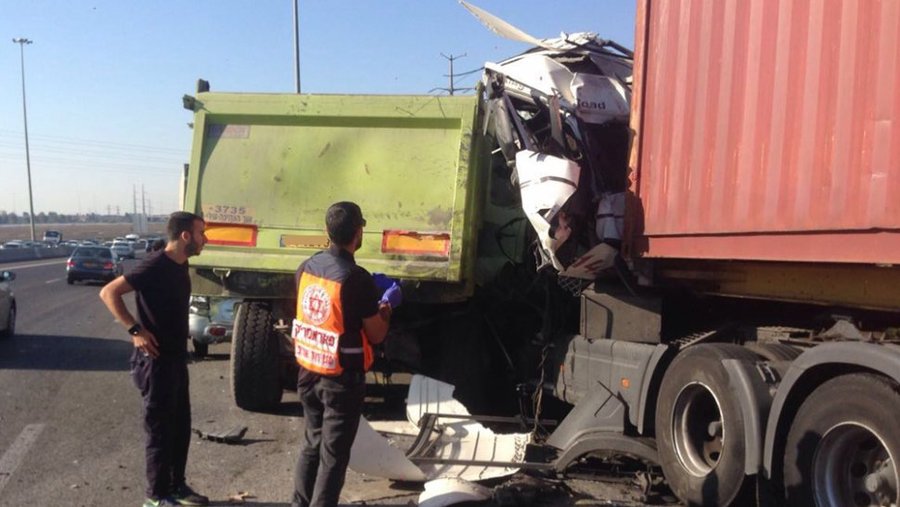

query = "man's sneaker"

[142,498,178,507]
[170,483,209,506]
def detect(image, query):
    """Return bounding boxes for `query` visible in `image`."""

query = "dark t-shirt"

[295,247,379,383]
[125,251,191,359]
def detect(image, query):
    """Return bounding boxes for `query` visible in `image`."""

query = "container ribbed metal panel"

[630,0,900,263]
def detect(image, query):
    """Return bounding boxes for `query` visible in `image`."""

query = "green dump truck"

[181,85,531,411]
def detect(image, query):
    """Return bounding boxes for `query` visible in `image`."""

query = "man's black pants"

[131,352,191,500]
[292,371,365,507]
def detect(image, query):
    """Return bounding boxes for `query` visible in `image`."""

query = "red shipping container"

[629,0,900,264]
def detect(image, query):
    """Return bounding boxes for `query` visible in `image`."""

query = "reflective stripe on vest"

[293,270,373,375]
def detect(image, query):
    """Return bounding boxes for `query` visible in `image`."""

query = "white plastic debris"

[348,375,530,482]
[418,477,492,507]
[348,418,426,482]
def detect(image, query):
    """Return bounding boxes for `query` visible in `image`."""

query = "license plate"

[83,262,98,268]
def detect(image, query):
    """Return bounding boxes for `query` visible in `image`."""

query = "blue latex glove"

[372,273,396,292]
[380,282,403,309]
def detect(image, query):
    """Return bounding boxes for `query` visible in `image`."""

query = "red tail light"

[207,325,227,337]
[66,260,74,268]
[103,262,114,269]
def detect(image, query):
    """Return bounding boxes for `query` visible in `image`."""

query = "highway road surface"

[0,255,666,506]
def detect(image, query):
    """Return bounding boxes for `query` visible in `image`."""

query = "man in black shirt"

[291,202,396,507]
[100,211,209,507]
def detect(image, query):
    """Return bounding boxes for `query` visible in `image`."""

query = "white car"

[111,241,135,260]
[0,270,15,338]
[188,296,240,357]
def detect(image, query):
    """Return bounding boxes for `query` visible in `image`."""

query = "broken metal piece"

[191,425,248,444]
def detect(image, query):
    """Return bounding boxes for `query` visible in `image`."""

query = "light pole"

[293,0,301,93]
[12,37,36,242]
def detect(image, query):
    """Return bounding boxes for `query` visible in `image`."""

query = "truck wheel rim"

[814,422,897,507]
[672,381,724,477]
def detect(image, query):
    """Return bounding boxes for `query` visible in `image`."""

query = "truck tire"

[655,343,758,506]
[231,301,283,411]
[783,373,899,507]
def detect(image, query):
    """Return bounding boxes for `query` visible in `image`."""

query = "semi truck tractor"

[181,1,899,505]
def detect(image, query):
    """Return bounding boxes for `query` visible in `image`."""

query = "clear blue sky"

[1,1,635,216]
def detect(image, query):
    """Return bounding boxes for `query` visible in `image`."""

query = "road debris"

[226,490,254,503]
[348,375,530,482]
[418,477,492,507]
[191,425,248,444]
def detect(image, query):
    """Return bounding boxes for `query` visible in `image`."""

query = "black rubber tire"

[231,301,283,411]
[783,373,900,507]
[66,275,74,285]
[192,339,209,359]
[655,343,759,506]
[0,304,14,339]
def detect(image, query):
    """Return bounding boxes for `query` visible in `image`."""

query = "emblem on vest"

[301,284,330,325]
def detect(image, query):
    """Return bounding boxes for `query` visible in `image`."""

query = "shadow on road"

[0,333,132,371]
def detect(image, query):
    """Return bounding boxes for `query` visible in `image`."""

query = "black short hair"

[326,202,366,246]
[167,211,203,241]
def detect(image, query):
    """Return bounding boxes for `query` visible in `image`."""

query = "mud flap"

[722,358,776,475]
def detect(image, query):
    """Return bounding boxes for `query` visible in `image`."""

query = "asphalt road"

[0,255,667,507]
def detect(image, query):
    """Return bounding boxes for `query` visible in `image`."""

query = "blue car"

[66,247,124,284]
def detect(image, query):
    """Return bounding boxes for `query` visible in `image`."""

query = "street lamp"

[293,0,300,93]
[12,37,36,242]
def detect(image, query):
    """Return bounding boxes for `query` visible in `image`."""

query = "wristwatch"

[127,323,142,336]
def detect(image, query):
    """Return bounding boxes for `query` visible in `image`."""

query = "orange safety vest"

[292,265,374,376]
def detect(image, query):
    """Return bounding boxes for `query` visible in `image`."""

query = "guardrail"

[0,247,75,264]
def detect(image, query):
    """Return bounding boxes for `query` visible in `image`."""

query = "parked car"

[0,270,16,338]
[66,247,123,284]
[144,236,166,252]
[188,296,240,357]
[146,238,166,252]
[43,230,62,246]
[110,241,135,260]
[1,241,24,249]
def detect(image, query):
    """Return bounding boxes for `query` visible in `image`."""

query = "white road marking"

[44,278,62,284]
[0,259,65,271]
[0,423,45,494]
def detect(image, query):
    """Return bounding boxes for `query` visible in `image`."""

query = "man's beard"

[185,235,201,257]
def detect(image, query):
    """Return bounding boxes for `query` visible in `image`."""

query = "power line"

[430,52,476,96]
[0,129,188,155]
